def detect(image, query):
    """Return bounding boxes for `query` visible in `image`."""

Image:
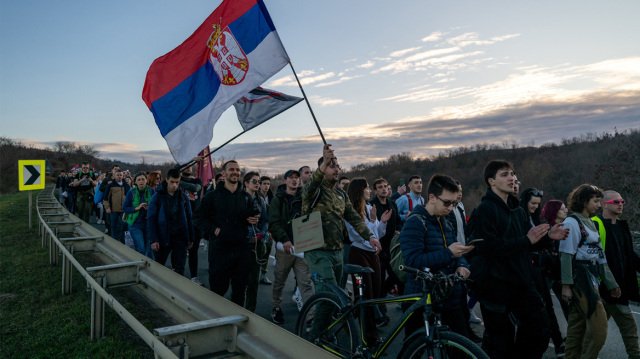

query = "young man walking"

[269,170,315,324]
[469,160,568,359]
[195,160,259,306]
[148,168,194,276]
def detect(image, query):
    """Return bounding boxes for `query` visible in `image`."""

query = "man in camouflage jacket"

[303,144,381,342]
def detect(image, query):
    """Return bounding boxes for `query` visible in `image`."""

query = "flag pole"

[289,61,327,145]
[178,132,243,171]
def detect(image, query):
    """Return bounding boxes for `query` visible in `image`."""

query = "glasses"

[435,195,459,208]
[250,179,261,184]
[604,199,625,205]
[531,189,544,197]
[329,164,341,170]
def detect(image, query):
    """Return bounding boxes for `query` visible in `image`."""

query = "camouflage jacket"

[302,168,373,250]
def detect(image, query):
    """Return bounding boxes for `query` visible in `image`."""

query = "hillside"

[1,129,638,230]
[342,129,640,231]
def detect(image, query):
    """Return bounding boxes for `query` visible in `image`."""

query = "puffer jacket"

[400,204,468,309]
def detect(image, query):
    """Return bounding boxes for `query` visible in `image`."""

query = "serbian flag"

[233,87,303,132]
[142,0,289,164]
[196,146,215,196]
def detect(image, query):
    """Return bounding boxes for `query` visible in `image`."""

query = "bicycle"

[295,264,488,359]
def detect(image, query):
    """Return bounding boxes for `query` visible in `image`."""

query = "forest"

[1,128,638,230]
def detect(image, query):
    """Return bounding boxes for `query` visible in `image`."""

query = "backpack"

[389,212,427,284]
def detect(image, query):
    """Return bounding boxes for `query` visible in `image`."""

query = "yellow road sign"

[19,160,46,191]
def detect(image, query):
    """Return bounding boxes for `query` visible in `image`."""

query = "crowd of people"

[53,145,639,358]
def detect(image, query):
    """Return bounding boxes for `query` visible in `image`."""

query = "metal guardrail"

[36,186,336,359]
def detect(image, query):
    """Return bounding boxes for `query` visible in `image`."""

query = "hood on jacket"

[275,183,302,198]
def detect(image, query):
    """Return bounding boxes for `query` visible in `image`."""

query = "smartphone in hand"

[466,238,484,246]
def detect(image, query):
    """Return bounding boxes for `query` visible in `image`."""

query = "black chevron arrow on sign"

[24,165,40,185]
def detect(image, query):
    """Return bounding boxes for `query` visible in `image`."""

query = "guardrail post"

[49,232,59,266]
[91,276,106,340]
[62,245,74,295]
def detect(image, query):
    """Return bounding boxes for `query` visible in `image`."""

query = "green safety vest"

[590,216,607,251]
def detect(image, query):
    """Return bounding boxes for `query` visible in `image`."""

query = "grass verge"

[0,189,152,358]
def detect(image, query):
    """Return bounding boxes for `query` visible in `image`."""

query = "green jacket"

[302,168,373,250]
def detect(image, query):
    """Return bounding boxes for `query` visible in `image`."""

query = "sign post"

[19,160,46,228]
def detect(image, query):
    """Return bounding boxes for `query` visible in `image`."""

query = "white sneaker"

[292,293,303,312]
[191,277,203,286]
[469,310,483,324]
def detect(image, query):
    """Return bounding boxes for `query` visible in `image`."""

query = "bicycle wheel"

[401,331,489,359]
[295,292,360,358]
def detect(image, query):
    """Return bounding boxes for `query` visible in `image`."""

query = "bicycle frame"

[321,273,442,359]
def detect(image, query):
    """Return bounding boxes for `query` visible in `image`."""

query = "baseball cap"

[284,170,300,179]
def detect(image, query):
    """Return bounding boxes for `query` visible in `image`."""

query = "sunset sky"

[1,0,639,175]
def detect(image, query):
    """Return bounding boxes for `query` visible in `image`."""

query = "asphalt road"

[90,217,630,358]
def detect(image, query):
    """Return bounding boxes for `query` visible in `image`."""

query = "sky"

[1,0,639,175]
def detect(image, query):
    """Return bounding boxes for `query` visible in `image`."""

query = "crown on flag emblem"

[207,21,248,86]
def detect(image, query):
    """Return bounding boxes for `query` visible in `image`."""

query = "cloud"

[422,31,443,42]
[377,57,640,118]
[26,88,640,175]
[446,32,520,47]
[372,47,477,74]
[207,89,640,174]
[315,75,362,87]
[309,95,345,106]
[268,70,335,87]
[389,46,422,58]
[357,61,375,68]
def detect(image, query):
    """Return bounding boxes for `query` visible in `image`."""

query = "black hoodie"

[470,189,547,300]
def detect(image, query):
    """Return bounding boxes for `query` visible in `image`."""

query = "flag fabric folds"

[142,0,289,164]
[196,146,215,196]
[233,87,303,132]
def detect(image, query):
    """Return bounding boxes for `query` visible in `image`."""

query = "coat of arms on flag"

[207,21,248,86]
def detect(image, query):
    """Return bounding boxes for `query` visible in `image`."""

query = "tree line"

[1,128,638,230]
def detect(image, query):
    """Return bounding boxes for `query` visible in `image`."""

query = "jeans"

[128,221,151,257]
[110,212,127,244]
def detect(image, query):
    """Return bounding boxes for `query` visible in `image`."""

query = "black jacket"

[194,184,254,251]
[470,189,546,301]
[268,184,302,244]
[596,215,640,305]
[370,196,402,257]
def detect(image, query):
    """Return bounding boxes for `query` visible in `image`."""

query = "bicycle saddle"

[343,264,374,274]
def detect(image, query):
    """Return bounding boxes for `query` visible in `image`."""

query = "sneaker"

[469,310,483,324]
[555,342,565,358]
[259,274,272,285]
[271,307,285,324]
[292,293,303,312]
[191,277,203,286]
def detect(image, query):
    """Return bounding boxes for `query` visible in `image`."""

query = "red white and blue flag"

[233,87,302,132]
[142,0,289,164]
